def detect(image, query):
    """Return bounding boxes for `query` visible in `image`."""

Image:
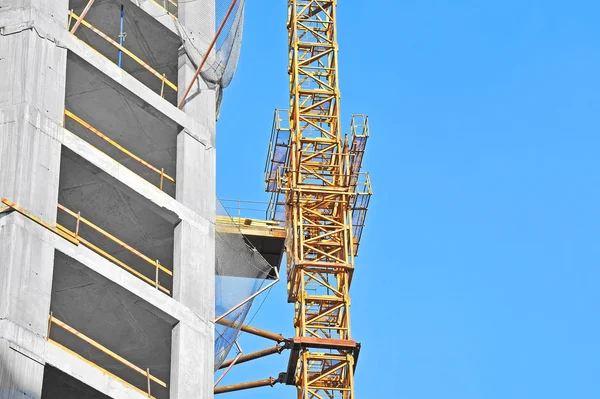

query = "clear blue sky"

[216,1,600,397]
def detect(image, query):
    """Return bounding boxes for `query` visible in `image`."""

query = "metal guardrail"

[68,10,177,98]
[2,199,170,394]
[64,109,175,191]
[48,313,166,398]
[219,199,283,227]
[57,203,172,295]
[351,172,372,256]
[1,199,172,293]
[264,109,291,193]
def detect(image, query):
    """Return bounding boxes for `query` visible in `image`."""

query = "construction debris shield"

[136,0,245,116]
[214,199,275,370]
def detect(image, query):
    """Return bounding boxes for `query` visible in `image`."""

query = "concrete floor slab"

[42,365,110,399]
[0,316,153,399]
[61,128,204,228]
[44,339,154,399]
[0,212,206,332]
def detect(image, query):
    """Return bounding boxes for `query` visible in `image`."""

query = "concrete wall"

[0,1,68,397]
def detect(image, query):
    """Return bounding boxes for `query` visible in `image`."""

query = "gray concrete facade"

[0,0,216,398]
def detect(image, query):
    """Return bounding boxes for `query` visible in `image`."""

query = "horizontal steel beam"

[215,318,287,342]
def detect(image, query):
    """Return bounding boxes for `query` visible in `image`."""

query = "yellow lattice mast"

[264,1,372,398]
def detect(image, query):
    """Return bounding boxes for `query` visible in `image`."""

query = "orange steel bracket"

[215,319,286,343]
[214,341,243,388]
[214,374,286,395]
[70,0,96,34]
[218,343,288,370]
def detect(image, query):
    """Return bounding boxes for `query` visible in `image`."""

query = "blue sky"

[216,1,600,397]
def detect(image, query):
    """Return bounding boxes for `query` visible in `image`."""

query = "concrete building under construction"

[0,0,370,398]
[0,0,282,397]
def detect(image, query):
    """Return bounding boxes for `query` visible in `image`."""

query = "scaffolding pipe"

[214,377,280,395]
[218,344,286,370]
[215,319,286,342]
[214,341,242,388]
[118,4,125,68]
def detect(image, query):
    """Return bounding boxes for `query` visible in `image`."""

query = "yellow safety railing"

[68,10,177,97]
[1,198,79,245]
[56,203,172,295]
[64,110,175,191]
[149,0,178,17]
[1,198,172,294]
[48,313,166,398]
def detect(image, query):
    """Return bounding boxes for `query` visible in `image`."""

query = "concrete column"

[0,216,55,399]
[0,340,44,399]
[171,2,216,398]
[0,23,66,222]
[176,0,217,148]
[176,130,216,219]
[0,104,62,223]
[172,219,215,319]
[171,218,215,399]
[0,1,68,397]
[170,322,213,399]
[175,0,216,219]
[0,217,56,336]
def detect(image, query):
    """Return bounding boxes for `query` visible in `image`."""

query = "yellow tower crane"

[265,1,373,397]
[213,1,372,397]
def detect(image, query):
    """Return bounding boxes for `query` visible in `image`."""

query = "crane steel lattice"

[264,1,372,398]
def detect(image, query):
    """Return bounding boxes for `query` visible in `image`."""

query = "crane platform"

[215,214,286,280]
